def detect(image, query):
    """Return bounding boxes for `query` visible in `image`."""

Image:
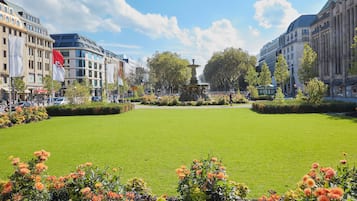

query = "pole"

[8,34,11,115]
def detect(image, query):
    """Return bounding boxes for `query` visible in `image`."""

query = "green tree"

[244,65,259,86]
[305,78,327,104]
[43,75,62,95]
[298,43,318,84]
[247,85,258,99]
[13,77,26,93]
[148,51,190,94]
[274,54,289,88]
[203,48,256,91]
[350,27,357,75]
[273,87,285,103]
[258,62,272,86]
[65,81,91,104]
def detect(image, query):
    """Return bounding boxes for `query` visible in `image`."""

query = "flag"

[106,64,115,84]
[9,35,25,77]
[52,50,65,82]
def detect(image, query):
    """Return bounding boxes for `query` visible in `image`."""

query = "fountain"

[179,59,209,101]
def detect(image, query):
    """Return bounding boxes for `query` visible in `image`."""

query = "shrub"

[0,106,48,129]
[46,103,134,116]
[273,87,284,104]
[305,78,327,104]
[252,101,357,114]
[176,156,249,201]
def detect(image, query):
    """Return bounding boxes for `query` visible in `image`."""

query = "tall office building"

[50,33,106,96]
[311,0,357,98]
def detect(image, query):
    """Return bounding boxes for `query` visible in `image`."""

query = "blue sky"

[14,0,327,72]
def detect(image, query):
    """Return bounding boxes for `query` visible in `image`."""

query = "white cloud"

[254,0,299,30]
[249,26,260,37]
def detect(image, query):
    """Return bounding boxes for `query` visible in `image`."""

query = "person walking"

[229,93,233,106]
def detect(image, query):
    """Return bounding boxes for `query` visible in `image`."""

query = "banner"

[106,64,115,84]
[52,50,65,82]
[9,35,25,77]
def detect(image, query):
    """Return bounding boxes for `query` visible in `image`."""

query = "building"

[0,0,26,101]
[282,15,317,95]
[7,0,54,96]
[258,38,279,75]
[0,0,53,102]
[311,0,357,98]
[50,33,105,96]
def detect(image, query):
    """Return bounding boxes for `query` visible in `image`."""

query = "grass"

[1,108,356,198]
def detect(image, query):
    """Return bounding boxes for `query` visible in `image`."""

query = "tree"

[274,87,285,103]
[244,65,259,86]
[148,51,190,94]
[203,48,256,91]
[65,81,91,104]
[258,62,272,86]
[274,54,289,88]
[298,43,318,84]
[305,78,327,104]
[13,77,26,93]
[44,75,62,95]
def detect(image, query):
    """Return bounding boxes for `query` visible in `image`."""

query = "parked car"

[17,101,32,107]
[91,96,102,102]
[53,97,68,105]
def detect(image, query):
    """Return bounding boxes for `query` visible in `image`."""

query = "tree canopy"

[147,51,190,94]
[203,47,256,91]
[274,54,289,88]
[244,65,259,87]
[259,62,272,86]
[298,43,318,84]
[44,75,62,95]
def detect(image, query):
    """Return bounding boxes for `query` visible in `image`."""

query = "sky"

[12,0,327,73]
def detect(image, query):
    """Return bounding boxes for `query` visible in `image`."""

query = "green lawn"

[1,108,356,198]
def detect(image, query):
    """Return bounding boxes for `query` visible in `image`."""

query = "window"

[3,38,6,45]
[8,27,11,34]
[37,74,43,84]
[60,51,69,57]
[76,60,85,68]
[3,50,6,58]
[45,63,49,71]
[28,74,35,83]
[3,26,5,33]
[3,63,7,71]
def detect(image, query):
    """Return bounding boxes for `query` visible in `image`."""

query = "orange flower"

[315,188,329,197]
[304,188,312,196]
[211,157,218,162]
[1,181,12,194]
[11,157,20,166]
[329,187,343,197]
[107,191,122,199]
[35,182,44,191]
[324,168,335,180]
[306,178,315,187]
[35,163,48,173]
[207,172,214,180]
[92,195,103,201]
[317,195,330,201]
[126,192,135,199]
[80,187,91,195]
[19,167,30,175]
[196,169,202,175]
[34,150,50,161]
[85,162,92,167]
[215,172,225,180]
[302,175,310,182]
[258,195,267,201]
[12,193,22,201]
[34,175,41,182]
[18,162,29,169]
[95,182,103,188]
[312,163,319,169]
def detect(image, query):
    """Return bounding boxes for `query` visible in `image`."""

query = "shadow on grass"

[325,112,357,123]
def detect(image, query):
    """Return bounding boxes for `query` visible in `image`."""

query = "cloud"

[98,42,141,49]
[254,0,299,30]
[249,26,260,37]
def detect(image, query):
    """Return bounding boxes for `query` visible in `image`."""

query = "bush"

[0,106,49,129]
[46,103,134,116]
[305,78,327,104]
[176,156,249,201]
[273,87,284,104]
[252,101,357,114]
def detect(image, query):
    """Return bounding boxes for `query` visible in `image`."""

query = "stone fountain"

[179,59,209,101]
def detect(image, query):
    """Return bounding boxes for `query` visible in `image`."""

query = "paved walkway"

[134,103,252,109]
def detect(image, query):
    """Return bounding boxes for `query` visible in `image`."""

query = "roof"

[319,0,337,13]
[286,15,317,33]
[50,33,104,54]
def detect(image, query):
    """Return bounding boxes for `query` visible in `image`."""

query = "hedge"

[252,101,357,114]
[46,103,135,116]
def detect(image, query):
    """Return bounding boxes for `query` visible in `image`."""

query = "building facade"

[258,38,279,75]
[282,15,316,95]
[0,0,26,100]
[311,0,357,98]
[0,0,53,102]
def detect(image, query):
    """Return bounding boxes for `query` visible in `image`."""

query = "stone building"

[311,0,357,98]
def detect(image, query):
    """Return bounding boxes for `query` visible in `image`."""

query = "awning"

[24,89,31,93]
[34,89,48,94]
[1,87,10,92]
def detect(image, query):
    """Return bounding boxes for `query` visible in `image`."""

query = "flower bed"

[0,106,49,128]
[1,151,355,201]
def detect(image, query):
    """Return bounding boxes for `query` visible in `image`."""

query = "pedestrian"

[229,93,233,106]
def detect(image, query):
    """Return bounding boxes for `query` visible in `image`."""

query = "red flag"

[52,50,65,82]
